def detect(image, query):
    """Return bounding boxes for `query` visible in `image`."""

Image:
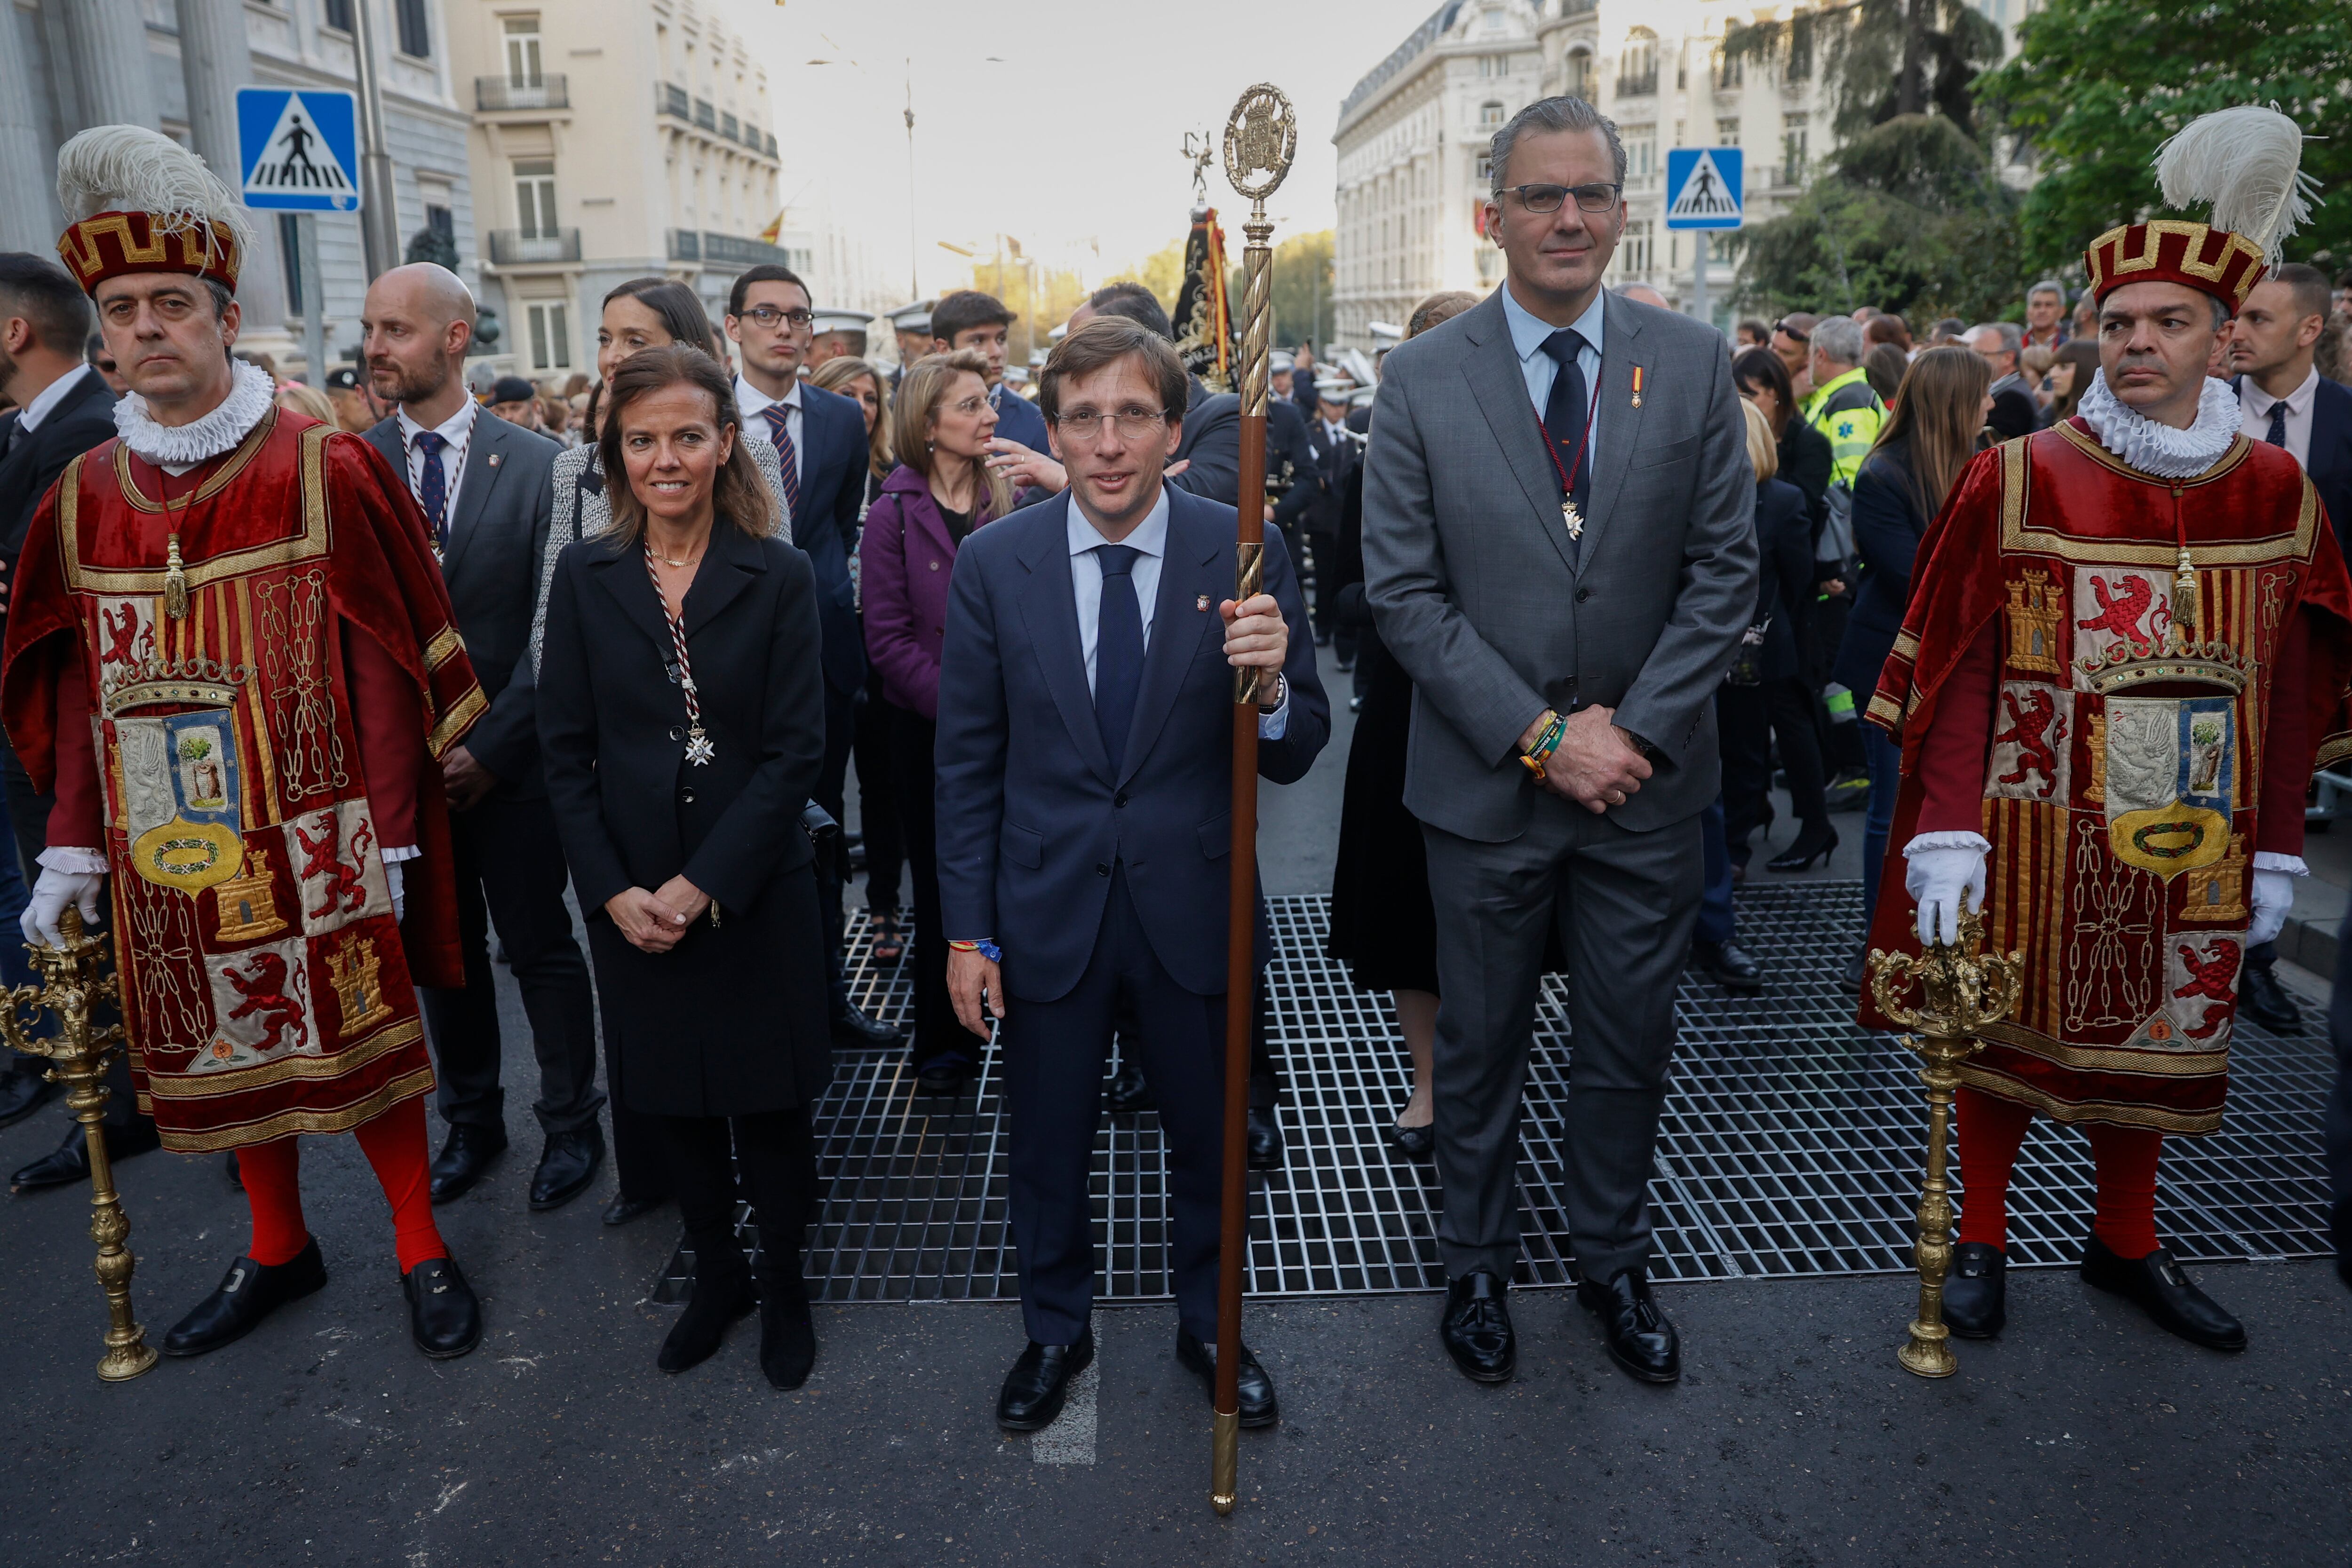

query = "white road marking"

[1030,1351,1098,1466]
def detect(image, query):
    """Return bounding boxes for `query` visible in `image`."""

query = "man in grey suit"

[360,265,604,1213]
[1362,97,1756,1387]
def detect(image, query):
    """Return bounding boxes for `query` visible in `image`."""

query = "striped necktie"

[760,402,803,519]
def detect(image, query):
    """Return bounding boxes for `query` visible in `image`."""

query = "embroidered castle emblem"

[326,932,395,1032]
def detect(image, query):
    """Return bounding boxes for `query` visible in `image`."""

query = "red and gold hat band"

[56,209,242,298]
[2083,220,2266,315]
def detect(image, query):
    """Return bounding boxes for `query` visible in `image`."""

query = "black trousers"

[852,675,906,914]
[417,791,603,1137]
[657,1106,816,1282]
[888,705,964,1069]
[1718,675,1829,859]
[1006,866,1226,1345]
[817,679,859,1019]
[1114,979,1281,1109]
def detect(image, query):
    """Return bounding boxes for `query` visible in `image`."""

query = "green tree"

[1265,230,1334,349]
[1977,0,2352,277]
[1731,114,2029,321]
[1727,0,2004,138]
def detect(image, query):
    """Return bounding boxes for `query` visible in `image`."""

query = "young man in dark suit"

[935,317,1327,1434]
[0,252,140,1166]
[359,263,605,1212]
[2228,261,2352,1035]
[931,289,1050,451]
[723,262,900,1051]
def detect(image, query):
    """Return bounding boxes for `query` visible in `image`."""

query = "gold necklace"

[649,549,703,568]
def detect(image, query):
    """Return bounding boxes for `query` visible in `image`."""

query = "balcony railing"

[475,74,567,111]
[485,228,580,265]
[1616,71,1657,97]
[660,82,690,120]
[694,97,716,131]
[721,111,739,141]
[667,229,701,262]
[700,230,787,266]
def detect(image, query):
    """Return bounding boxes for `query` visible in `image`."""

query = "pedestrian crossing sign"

[1664,148,1743,231]
[236,88,362,212]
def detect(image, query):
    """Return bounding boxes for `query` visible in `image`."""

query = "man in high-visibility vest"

[1802,315,1886,808]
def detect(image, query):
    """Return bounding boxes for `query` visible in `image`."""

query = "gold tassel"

[162,533,189,621]
[2169,545,2198,645]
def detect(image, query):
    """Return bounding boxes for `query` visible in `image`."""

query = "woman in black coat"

[537,344,831,1390]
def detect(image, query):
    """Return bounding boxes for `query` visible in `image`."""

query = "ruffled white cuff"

[2253,852,2308,877]
[37,847,108,875]
[381,845,422,863]
[1903,831,1990,858]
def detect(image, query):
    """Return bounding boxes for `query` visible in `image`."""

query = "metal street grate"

[651,885,2339,1303]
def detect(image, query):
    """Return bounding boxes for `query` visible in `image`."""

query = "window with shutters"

[394,0,429,58]
[513,161,557,239]
[527,302,572,372]
[504,17,543,86]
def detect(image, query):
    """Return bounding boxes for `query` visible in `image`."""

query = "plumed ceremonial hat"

[2084,105,2319,316]
[54,125,253,297]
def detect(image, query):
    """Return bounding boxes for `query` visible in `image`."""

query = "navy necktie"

[760,403,803,520]
[2266,400,2288,449]
[1540,328,1592,540]
[413,429,450,547]
[1093,544,1144,773]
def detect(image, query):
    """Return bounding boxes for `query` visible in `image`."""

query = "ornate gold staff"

[1210,81,1295,1518]
[1867,905,2022,1378]
[1,906,157,1381]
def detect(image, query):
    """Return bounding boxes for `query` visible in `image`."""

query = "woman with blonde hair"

[806,355,893,515]
[273,380,339,425]
[858,350,1008,1094]
[1832,344,1994,985]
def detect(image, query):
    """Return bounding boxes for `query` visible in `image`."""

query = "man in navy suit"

[935,317,1327,1433]
[2228,261,2352,1034]
[930,289,1050,451]
[725,262,899,1051]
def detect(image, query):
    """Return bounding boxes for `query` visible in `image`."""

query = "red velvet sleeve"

[2258,608,2314,857]
[343,622,425,850]
[1914,618,2000,835]
[43,658,101,849]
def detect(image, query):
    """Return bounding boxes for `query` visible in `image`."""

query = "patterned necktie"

[2266,400,2288,449]
[413,429,450,547]
[1093,545,1144,774]
[760,403,803,520]
[1540,327,1592,543]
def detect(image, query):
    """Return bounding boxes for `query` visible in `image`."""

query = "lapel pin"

[1196,594,1211,611]
[486,452,502,468]
[1630,367,1645,410]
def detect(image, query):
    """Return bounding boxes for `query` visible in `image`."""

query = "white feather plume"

[2154,104,2320,263]
[55,125,254,256]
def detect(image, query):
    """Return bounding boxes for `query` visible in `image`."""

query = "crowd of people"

[1,98,2349,1441]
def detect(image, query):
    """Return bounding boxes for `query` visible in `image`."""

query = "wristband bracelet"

[1519,710,1565,779]
[949,938,1003,963]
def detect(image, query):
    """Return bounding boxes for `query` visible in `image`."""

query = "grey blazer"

[1361,288,1757,841]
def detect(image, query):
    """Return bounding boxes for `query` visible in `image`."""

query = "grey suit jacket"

[364,409,563,797]
[1361,288,1756,841]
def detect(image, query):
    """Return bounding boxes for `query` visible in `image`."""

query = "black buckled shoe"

[997,1329,1094,1432]
[1943,1242,2007,1339]
[2080,1234,2246,1351]
[427,1123,508,1205]
[1176,1328,1279,1427]
[1246,1105,1283,1171]
[1578,1267,1681,1383]
[1104,1059,1154,1114]
[660,1256,755,1372]
[401,1255,482,1359]
[757,1272,817,1391]
[528,1127,604,1212]
[832,1002,905,1049]
[2235,963,2302,1034]
[11,1117,159,1194]
[1439,1269,1516,1384]
[0,1063,57,1128]
[162,1236,329,1357]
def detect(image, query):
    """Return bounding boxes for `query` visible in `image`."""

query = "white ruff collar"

[2075,369,2241,480]
[113,359,276,467]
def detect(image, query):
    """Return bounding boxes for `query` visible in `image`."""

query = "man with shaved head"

[359,264,604,1215]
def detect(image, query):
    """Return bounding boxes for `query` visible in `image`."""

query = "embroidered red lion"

[2174,940,2242,1039]
[294,814,376,919]
[223,950,303,1054]
[98,602,149,668]
[2076,574,2156,645]
[1994,688,2068,797]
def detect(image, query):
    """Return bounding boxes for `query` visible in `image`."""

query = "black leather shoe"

[528,1127,604,1212]
[2235,963,2302,1034]
[659,1261,755,1372]
[1840,941,1868,996]
[12,1117,159,1194]
[162,1237,328,1356]
[1176,1327,1279,1427]
[1246,1105,1282,1171]
[0,1065,56,1128]
[401,1254,482,1359]
[1439,1269,1516,1383]
[997,1330,1095,1431]
[1384,1118,1436,1161]
[914,1059,971,1096]
[1578,1267,1681,1383]
[1692,939,1764,994]
[428,1123,508,1205]
[602,1192,667,1227]
[2079,1234,2245,1351]
[1104,1059,1155,1113]
[758,1272,817,1390]
[832,1003,905,1049]
[1943,1242,2007,1338]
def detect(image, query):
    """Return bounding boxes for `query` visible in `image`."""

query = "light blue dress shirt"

[1498,282,1606,469]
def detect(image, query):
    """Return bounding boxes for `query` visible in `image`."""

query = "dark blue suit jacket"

[989,382,1049,451]
[2307,376,2352,554]
[787,380,871,696]
[934,485,1328,1002]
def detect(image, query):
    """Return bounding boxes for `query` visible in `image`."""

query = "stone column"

[175,0,288,341]
[61,0,159,133]
[0,3,56,252]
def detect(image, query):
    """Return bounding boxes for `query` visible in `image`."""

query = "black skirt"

[1327,635,1441,996]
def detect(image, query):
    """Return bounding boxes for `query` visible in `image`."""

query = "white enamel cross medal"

[684,724,715,767]
[1562,498,1585,541]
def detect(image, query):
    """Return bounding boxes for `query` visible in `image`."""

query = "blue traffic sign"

[237,88,361,212]
[1664,148,1743,230]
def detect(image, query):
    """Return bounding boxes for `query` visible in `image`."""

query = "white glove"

[2249,868,2295,948]
[1904,834,1989,948]
[384,859,406,924]
[21,867,105,948]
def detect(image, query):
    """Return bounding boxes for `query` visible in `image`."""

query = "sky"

[734,0,1447,298]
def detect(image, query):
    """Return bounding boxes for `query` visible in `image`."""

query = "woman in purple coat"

[858,350,1011,1093]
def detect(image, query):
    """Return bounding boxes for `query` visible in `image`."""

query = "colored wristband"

[949,938,1003,963]
[1519,710,1565,778]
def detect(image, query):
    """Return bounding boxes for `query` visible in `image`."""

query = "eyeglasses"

[1494,182,1622,214]
[1773,318,1810,344]
[736,306,814,329]
[1051,407,1168,441]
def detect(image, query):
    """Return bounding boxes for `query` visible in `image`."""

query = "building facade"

[445,0,781,378]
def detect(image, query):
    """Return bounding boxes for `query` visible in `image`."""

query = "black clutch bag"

[801,799,842,884]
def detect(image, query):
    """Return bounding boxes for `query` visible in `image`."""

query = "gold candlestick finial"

[1868,905,2024,1379]
[0,906,157,1381]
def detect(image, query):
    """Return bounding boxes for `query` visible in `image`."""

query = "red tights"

[1953,1085,2163,1258]
[237,1094,448,1273]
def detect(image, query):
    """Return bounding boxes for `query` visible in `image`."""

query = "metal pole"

[298,213,327,387]
[350,0,401,279]
[904,61,919,300]
[1691,230,1708,328]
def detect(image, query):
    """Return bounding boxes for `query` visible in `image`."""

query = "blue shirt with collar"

[1499,281,1606,467]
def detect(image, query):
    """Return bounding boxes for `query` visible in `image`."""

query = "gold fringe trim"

[141,1017,424,1100]
[1955,1062,2223,1135]
[154,1063,436,1154]
[426,685,488,759]
[1973,1018,2230,1077]
[424,626,465,670]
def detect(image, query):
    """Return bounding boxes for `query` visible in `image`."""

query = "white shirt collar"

[735,373,800,420]
[15,364,96,434]
[1500,280,1607,367]
[2242,364,2321,418]
[396,393,477,447]
[1066,482,1170,562]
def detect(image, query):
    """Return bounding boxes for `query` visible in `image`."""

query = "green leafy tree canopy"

[1728,0,2005,138]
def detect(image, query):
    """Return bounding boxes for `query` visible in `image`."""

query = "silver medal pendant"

[1562,499,1584,541]
[684,725,715,767]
